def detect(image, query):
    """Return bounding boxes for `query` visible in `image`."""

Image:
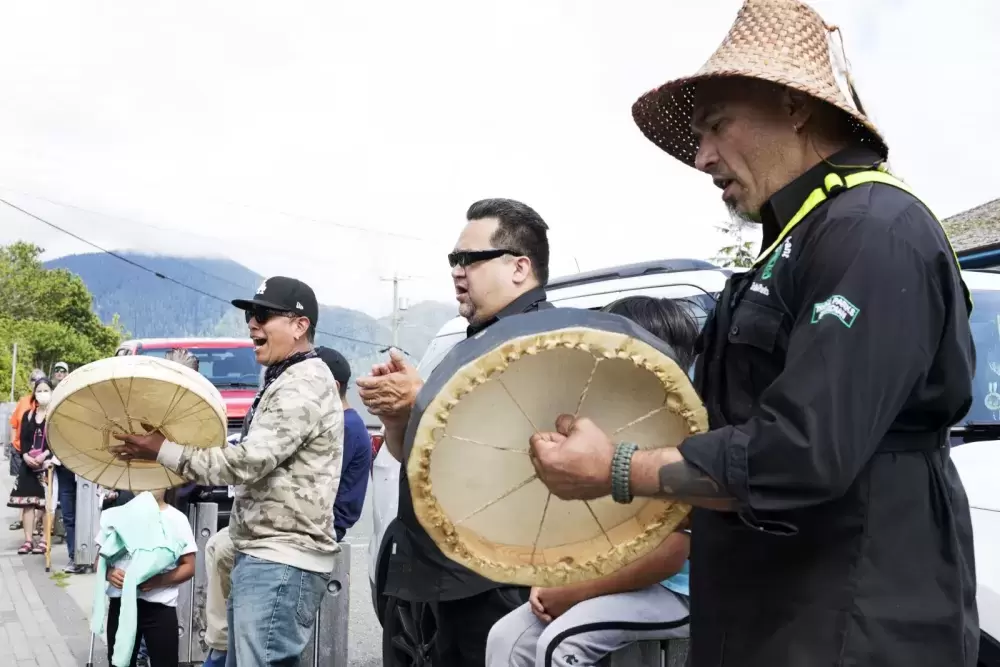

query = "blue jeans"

[55,467,76,560]
[226,553,327,667]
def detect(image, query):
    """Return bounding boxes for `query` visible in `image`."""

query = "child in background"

[99,487,197,667]
[486,296,699,667]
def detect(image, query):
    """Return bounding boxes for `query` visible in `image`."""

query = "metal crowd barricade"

[178,502,219,666]
[173,501,351,666]
[600,638,691,667]
[0,401,14,447]
[74,477,103,569]
[2,402,15,468]
[301,542,351,667]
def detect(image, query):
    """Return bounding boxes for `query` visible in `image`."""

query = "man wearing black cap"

[112,276,345,667]
[315,346,372,542]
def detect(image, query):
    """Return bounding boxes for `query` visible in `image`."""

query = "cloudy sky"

[0,1,996,317]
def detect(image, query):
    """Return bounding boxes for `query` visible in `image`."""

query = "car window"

[416,292,719,379]
[138,346,260,390]
[416,332,465,380]
[967,287,1000,424]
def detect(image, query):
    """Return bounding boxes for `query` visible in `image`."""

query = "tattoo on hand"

[658,461,728,498]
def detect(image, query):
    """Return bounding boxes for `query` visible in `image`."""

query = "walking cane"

[44,465,54,572]
[86,631,96,667]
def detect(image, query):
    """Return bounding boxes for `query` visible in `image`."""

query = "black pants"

[432,586,530,667]
[107,597,178,667]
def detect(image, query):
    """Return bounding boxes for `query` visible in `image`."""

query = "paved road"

[0,467,107,667]
[0,463,384,666]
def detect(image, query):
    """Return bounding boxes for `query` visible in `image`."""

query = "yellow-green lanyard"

[753,165,973,314]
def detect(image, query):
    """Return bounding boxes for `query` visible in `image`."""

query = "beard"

[726,202,761,226]
[458,300,476,322]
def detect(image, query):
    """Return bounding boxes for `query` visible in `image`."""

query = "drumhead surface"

[47,355,228,491]
[406,308,707,587]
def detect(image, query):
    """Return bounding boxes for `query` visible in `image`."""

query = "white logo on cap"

[296,302,304,309]
[256,280,268,295]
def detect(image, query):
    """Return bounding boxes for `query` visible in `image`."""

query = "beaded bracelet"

[611,442,639,504]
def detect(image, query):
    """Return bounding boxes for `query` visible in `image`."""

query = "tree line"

[714,217,756,269]
[0,241,124,398]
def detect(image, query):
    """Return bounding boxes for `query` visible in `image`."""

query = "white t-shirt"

[97,505,198,607]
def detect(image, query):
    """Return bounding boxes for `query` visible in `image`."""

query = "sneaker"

[63,563,87,574]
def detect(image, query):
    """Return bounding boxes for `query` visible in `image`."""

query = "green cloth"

[90,492,188,667]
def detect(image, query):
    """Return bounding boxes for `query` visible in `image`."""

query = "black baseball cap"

[232,276,319,325]
[315,346,351,388]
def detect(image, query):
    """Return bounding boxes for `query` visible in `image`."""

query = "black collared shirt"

[385,286,551,602]
[680,148,979,666]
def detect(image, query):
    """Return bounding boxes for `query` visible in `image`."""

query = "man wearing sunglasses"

[112,276,344,667]
[359,198,551,666]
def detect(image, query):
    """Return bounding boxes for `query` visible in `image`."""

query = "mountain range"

[44,251,457,422]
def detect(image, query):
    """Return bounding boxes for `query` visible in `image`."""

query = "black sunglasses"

[447,248,519,268]
[244,307,299,325]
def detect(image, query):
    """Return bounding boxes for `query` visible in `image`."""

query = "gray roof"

[942,198,1000,251]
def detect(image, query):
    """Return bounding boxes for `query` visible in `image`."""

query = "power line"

[221,199,429,242]
[0,197,403,353]
[2,197,228,302]
[0,188,256,291]
[0,185,429,244]
[0,188,338,282]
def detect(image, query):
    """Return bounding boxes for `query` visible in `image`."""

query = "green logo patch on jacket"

[811,295,860,328]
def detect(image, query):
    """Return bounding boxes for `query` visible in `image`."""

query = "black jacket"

[680,149,979,666]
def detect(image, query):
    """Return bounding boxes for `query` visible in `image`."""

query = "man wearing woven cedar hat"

[528,1,979,665]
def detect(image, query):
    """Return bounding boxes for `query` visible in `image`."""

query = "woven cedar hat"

[632,0,888,167]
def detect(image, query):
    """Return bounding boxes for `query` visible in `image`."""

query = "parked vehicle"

[368,258,731,666]
[949,253,1000,667]
[114,337,261,435]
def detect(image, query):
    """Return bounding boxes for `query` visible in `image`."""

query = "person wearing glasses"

[111,276,344,667]
[358,198,551,666]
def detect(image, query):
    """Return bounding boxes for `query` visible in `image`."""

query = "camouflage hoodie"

[158,357,344,573]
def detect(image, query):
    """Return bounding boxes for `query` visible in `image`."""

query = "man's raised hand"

[356,348,423,427]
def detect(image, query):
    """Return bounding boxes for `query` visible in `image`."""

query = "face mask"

[34,389,52,406]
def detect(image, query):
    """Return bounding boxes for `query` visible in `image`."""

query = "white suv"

[367,257,1000,667]
[948,267,1000,667]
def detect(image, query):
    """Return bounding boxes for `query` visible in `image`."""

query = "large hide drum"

[405,307,708,587]
[47,355,227,491]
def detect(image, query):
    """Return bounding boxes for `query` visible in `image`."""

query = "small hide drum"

[405,307,708,588]
[47,355,227,491]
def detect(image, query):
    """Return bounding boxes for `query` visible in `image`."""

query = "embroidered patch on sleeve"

[811,295,860,328]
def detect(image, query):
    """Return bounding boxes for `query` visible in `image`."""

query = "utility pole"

[390,275,400,349]
[9,342,17,402]
[380,274,413,349]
